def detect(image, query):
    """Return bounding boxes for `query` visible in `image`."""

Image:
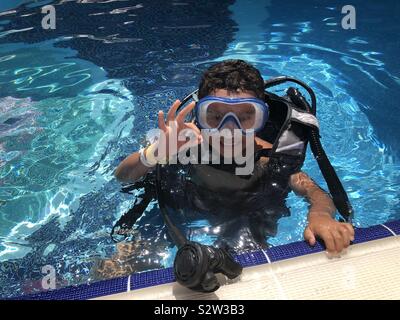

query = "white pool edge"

[94,236,400,300]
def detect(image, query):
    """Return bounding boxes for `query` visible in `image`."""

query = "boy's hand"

[304,212,355,256]
[153,99,202,161]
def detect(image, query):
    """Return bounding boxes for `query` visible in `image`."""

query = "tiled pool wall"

[10,220,400,300]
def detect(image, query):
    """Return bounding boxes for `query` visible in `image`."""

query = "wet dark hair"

[198,59,265,100]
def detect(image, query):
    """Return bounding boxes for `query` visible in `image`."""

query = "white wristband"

[139,146,157,167]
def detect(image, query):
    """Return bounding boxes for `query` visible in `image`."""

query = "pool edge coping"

[8,219,400,300]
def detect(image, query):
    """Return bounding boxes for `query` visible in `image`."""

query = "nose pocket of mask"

[216,112,243,130]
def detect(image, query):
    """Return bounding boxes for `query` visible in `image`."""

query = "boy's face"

[203,89,257,158]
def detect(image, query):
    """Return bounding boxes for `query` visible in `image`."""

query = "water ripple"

[0,27,34,39]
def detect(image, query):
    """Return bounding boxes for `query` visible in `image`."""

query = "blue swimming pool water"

[0,0,399,298]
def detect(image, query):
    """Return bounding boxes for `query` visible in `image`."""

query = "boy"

[115,60,354,255]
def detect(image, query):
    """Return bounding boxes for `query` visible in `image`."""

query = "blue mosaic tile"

[352,224,393,244]
[266,223,395,262]
[12,221,400,299]
[131,267,175,290]
[382,220,400,235]
[266,240,325,262]
[234,250,268,267]
[12,276,128,300]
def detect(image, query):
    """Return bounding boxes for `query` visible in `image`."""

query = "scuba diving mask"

[195,96,269,134]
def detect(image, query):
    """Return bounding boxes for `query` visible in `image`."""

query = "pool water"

[0,0,399,298]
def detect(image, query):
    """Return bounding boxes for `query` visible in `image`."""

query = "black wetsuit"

[157,152,303,251]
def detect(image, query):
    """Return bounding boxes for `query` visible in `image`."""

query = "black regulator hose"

[156,164,187,248]
[309,130,354,221]
[155,164,243,292]
[286,87,354,222]
[265,76,317,115]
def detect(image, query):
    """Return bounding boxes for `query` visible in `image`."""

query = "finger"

[166,100,181,123]
[304,227,316,246]
[179,132,202,148]
[331,230,344,253]
[178,127,198,142]
[339,226,351,248]
[343,223,355,241]
[176,101,196,124]
[158,110,167,131]
[321,231,336,254]
[185,122,202,136]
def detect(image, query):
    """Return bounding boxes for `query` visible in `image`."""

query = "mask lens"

[196,97,269,133]
[205,102,258,130]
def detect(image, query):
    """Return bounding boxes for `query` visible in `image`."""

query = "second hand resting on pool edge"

[115,60,355,257]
